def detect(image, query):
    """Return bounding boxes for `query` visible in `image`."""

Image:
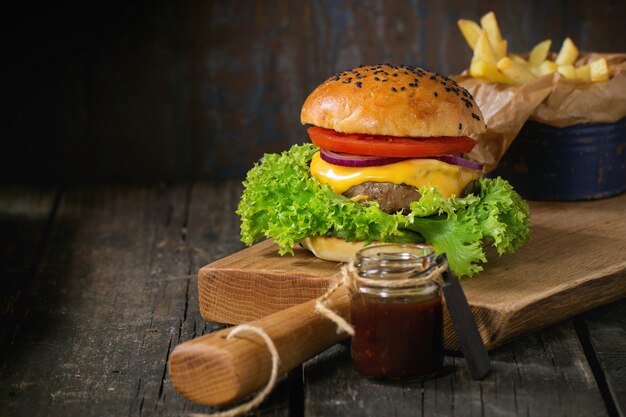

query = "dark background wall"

[3,0,626,184]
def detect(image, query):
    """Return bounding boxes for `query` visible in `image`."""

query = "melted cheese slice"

[310,152,481,198]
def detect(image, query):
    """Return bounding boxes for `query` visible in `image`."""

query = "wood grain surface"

[0,182,288,417]
[303,320,609,417]
[1,182,625,416]
[578,300,626,416]
[199,193,626,351]
[169,288,350,406]
[0,188,60,364]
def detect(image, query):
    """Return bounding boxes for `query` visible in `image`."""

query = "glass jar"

[348,243,446,380]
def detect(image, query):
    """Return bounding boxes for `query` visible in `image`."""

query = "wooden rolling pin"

[168,285,350,406]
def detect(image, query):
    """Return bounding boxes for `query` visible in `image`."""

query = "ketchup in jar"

[348,244,445,380]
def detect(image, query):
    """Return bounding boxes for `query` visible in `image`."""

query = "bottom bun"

[300,236,383,262]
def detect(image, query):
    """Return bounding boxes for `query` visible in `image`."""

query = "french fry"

[458,19,483,49]
[474,31,497,64]
[557,65,576,80]
[458,12,610,84]
[555,37,579,66]
[497,57,536,85]
[538,60,558,76]
[529,39,552,66]
[470,59,515,84]
[510,54,529,66]
[575,64,591,81]
[494,39,508,60]
[480,11,502,47]
[590,58,609,82]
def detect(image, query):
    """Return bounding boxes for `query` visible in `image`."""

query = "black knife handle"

[438,253,491,380]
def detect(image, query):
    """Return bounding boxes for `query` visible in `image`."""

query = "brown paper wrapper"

[455,53,626,172]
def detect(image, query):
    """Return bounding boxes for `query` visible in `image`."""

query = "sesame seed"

[355,81,362,88]
[391,87,397,92]
[471,113,480,121]
[401,86,406,90]
[433,91,438,97]
[458,123,462,130]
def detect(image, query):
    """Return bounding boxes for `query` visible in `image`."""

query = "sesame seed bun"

[300,236,380,263]
[301,64,486,138]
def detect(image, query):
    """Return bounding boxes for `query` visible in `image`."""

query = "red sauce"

[350,296,443,380]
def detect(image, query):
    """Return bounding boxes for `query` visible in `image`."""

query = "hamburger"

[237,64,529,276]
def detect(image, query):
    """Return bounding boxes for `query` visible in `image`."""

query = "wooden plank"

[578,299,626,417]
[0,187,59,360]
[162,181,289,416]
[198,193,626,350]
[0,183,288,417]
[0,185,187,416]
[303,320,608,417]
[198,240,338,324]
[1,182,619,416]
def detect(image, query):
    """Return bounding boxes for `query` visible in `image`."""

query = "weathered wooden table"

[1,182,625,417]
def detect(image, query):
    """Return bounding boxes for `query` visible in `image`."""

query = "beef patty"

[343,180,479,214]
[343,182,422,214]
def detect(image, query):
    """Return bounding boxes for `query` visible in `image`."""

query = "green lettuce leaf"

[405,178,530,276]
[237,143,530,277]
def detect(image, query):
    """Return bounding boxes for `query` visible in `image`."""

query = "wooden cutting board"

[198,194,626,350]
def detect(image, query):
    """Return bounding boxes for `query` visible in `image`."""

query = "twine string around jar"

[315,250,448,336]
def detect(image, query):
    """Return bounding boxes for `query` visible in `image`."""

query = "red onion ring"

[434,155,483,171]
[319,149,483,171]
[320,149,408,167]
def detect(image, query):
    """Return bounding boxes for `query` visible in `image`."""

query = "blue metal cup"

[493,117,626,200]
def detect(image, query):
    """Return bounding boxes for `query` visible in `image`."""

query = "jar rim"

[353,243,445,291]
[357,243,436,266]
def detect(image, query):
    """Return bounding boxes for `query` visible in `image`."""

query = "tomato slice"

[307,126,476,158]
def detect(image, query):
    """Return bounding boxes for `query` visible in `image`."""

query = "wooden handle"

[168,286,349,406]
